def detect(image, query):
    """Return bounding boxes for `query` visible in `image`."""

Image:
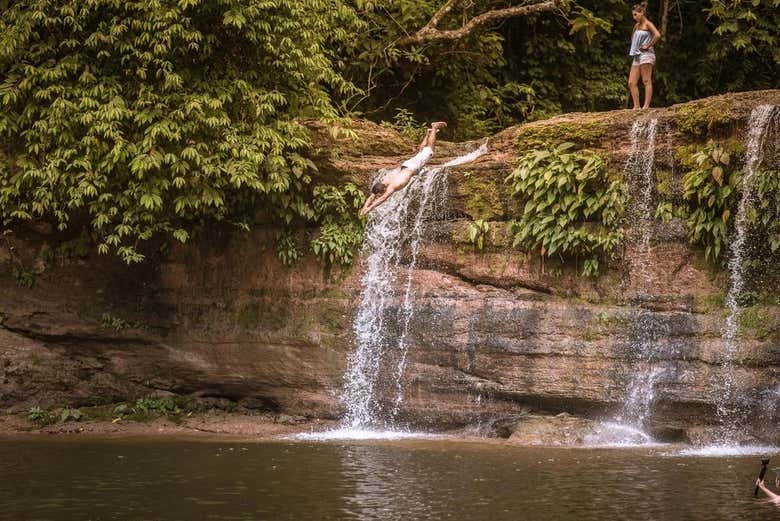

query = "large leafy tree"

[0,0,361,262]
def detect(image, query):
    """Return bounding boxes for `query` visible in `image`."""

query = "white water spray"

[341,143,489,430]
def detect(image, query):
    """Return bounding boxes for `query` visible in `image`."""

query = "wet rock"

[508,414,598,446]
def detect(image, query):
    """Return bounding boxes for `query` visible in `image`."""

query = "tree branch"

[396,1,565,46]
[427,0,460,30]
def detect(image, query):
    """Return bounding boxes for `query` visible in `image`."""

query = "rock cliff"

[2,90,780,443]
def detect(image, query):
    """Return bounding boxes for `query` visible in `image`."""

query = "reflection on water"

[0,438,778,521]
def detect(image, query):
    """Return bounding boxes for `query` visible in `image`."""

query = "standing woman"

[628,2,662,109]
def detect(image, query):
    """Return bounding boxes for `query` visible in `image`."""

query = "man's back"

[382,167,415,191]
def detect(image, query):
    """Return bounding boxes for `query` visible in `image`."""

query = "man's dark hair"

[371,180,387,195]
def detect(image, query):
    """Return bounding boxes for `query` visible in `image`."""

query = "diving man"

[359,121,447,216]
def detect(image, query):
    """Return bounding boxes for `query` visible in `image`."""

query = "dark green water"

[1,437,778,521]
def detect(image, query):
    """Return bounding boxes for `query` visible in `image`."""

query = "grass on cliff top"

[516,120,607,151]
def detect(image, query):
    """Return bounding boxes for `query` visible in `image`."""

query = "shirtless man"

[359,121,447,216]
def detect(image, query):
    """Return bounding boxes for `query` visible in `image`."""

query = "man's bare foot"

[432,121,447,130]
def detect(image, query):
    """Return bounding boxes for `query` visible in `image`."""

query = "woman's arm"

[757,479,780,500]
[641,21,662,50]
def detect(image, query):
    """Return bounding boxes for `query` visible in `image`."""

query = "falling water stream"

[589,119,662,446]
[715,104,777,443]
[331,143,489,436]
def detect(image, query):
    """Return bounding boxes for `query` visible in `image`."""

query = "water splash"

[675,444,778,457]
[583,422,658,447]
[341,143,489,430]
[715,105,777,441]
[296,428,441,441]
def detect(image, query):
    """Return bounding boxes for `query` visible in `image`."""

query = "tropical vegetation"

[0,0,777,264]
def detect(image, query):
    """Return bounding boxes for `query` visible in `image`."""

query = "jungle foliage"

[680,141,741,262]
[657,137,780,265]
[506,143,626,276]
[0,0,362,263]
[0,0,777,265]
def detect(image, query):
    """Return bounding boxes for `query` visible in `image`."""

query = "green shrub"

[100,313,132,331]
[466,219,490,251]
[60,408,83,422]
[750,168,780,252]
[381,108,425,142]
[0,0,362,264]
[13,267,34,288]
[134,397,180,415]
[505,142,625,276]
[276,231,302,267]
[27,406,51,424]
[310,183,365,265]
[680,141,741,261]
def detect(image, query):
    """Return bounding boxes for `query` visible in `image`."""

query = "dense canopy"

[0,0,777,263]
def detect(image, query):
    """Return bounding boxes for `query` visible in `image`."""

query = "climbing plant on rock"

[0,0,362,263]
[505,142,625,276]
[310,183,366,266]
[678,140,742,262]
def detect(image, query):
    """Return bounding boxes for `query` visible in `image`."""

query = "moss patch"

[675,139,745,170]
[738,305,780,340]
[674,99,738,138]
[581,311,630,341]
[516,121,606,151]
[237,301,290,331]
[458,172,503,220]
[693,293,725,314]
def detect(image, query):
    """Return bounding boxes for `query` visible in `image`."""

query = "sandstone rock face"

[2,90,780,444]
[508,414,599,446]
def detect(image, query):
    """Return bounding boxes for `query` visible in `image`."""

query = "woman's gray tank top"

[629,29,653,56]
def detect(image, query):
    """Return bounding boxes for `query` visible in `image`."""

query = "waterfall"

[715,104,777,441]
[620,119,661,435]
[591,119,663,445]
[628,119,659,268]
[342,143,489,429]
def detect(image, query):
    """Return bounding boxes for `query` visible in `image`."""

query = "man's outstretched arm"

[359,194,376,216]
[360,188,395,216]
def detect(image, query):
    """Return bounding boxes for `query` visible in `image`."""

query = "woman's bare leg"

[640,64,653,109]
[628,65,641,109]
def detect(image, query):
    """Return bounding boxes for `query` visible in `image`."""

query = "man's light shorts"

[401,146,434,173]
[632,52,656,66]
